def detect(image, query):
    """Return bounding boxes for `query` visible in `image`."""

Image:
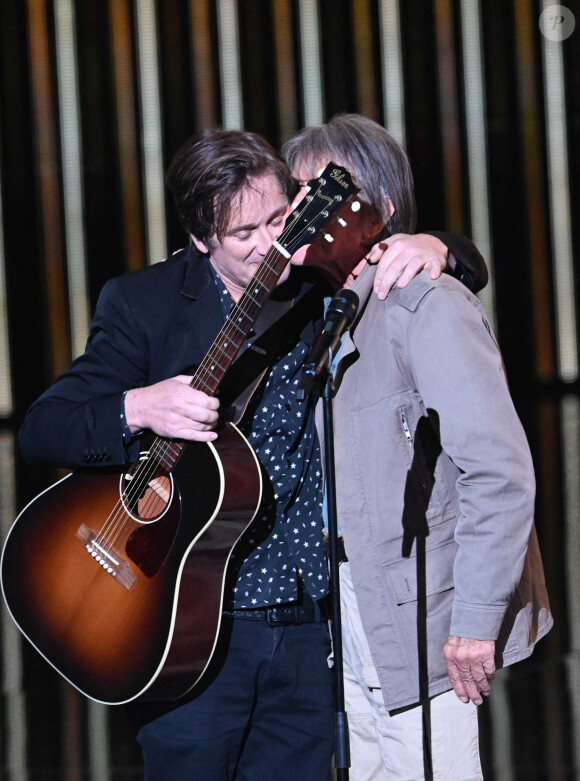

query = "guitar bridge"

[76,524,136,590]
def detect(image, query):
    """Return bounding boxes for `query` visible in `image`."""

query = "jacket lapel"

[170,248,225,375]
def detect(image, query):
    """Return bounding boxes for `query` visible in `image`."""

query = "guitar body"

[0,422,261,705]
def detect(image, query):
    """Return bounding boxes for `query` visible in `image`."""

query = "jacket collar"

[179,245,214,300]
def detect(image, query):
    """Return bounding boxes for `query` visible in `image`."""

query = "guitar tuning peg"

[324,233,334,243]
[338,217,347,227]
[351,201,361,212]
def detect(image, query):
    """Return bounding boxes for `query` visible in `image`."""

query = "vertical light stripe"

[61,683,83,777]
[567,654,580,781]
[513,0,554,380]
[0,118,12,416]
[351,0,377,118]
[542,663,569,775]
[54,0,89,357]
[0,432,27,780]
[434,0,465,232]
[459,1,495,326]
[27,0,71,377]
[487,671,515,780]
[298,0,323,126]
[217,0,243,129]
[377,0,405,145]
[190,0,218,129]
[535,398,565,771]
[88,701,111,781]
[562,394,580,644]
[109,0,146,272]
[540,2,577,381]
[135,0,167,265]
[272,0,298,142]
[562,399,579,770]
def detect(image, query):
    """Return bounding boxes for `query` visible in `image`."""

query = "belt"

[223,593,328,626]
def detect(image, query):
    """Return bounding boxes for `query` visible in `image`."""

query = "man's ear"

[365,201,391,243]
[191,234,210,255]
[367,217,385,243]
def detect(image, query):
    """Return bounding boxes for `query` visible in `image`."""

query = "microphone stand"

[299,287,358,778]
[321,366,350,780]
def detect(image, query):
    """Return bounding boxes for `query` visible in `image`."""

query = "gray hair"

[283,114,417,238]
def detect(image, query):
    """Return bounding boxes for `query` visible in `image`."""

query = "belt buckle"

[267,606,282,626]
[266,603,301,626]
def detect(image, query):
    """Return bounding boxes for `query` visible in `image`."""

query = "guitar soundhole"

[122,456,174,523]
[137,475,171,519]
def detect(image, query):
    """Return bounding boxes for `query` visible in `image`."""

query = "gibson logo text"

[330,168,349,188]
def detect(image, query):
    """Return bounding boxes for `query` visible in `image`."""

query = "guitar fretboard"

[140,161,359,474]
[192,244,288,396]
[154,244,289,471]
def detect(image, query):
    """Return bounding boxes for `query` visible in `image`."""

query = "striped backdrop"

[0,2,578,778]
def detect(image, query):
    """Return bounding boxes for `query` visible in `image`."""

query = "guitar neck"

[145,161,360,472]
[152,245,289,472]
[191,244,289,396]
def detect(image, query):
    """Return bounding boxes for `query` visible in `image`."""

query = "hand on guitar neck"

[125,375,219,442]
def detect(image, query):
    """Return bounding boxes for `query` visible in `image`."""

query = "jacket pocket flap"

[383,537,456,604]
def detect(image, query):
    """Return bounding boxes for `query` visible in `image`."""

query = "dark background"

[0,1,579,778]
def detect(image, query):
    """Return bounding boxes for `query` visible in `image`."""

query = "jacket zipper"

[401,411,413,446]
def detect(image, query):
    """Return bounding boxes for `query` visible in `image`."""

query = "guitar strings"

[188,180,333,397]
[134,178,332,478]
[92,177,340,558]
[91,180,333,557]
[99,177,337,546]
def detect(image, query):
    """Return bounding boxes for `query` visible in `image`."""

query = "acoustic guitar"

[1,163,359,705]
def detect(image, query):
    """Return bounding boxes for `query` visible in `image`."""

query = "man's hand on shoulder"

[369,233,449,300]
[443,635,496,706]
[125,376,219,441]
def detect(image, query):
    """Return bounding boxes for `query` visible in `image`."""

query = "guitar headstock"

[278,162,360,256]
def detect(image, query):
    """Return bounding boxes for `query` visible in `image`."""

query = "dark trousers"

[136,616,335,780]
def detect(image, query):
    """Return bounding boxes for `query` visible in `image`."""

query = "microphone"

[298,288,359,399]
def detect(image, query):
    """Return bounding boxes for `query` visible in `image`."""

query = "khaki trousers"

[340,562,483,781]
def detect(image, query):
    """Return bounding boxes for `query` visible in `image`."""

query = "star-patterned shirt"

[211,270,329,609]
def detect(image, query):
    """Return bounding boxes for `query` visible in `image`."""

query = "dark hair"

[283,114,417,238]
[166,128,298,244]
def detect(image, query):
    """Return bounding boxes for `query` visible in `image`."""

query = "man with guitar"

[16,126,486,780]
[284,114,552,780]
